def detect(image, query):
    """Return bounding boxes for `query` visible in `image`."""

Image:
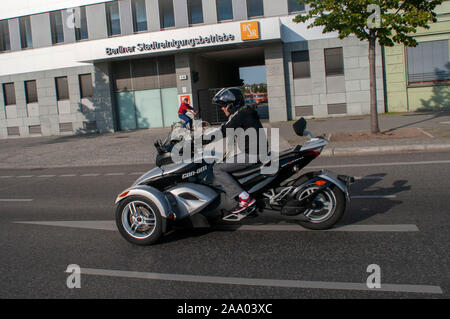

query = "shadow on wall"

[418,63,450,112]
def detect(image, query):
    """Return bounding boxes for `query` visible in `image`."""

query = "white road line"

[129,172,145,176]
[0,176,13,179]
[105,173,125,176]
[81,174,100,177]
[308,160,450,169]
[80,267,443,294]
[0,199,34,202]
[59,174,77,177]
[37,175,56,178]
[13,221,419,233]
[17,175,34,178]
[352,195,397,199]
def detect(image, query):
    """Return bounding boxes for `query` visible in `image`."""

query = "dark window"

[288,0,305,13]
[50,11,64,44]
[188,0,204,25]
[25,80,38,103]
[112,61,132,92]
[131,58,158,90]
[132,0,148,32]
[112,57,176,92]
[79,74,93,98]
[324,47,344,76]
[158,56,177,88]
[75,7,89,41]
[407,40,450,84]
[292,50,310,79]
[106,1,121,36]
[217,0,233,21]
[55,77,69,101]
[29,125,42,135]
[159,0,175,29]
[0,20,11,52]
[247,0,264,18]
[59,122,73,132]
[19,16,33,49]
[3,83,16,105]
[328,103,347,114]
[7,127,20,136]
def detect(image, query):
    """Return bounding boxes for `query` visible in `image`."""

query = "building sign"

[106,33,236,56]
[241,21,260,41]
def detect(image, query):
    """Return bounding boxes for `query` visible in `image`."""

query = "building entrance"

[111,56,179,130]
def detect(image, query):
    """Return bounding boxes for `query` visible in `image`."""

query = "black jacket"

[219,106,267,157]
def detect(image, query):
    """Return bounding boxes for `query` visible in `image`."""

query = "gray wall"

[263,0,288,17]
[202,0,218,24]
[0,64,117,139]
[86,3,107,40]
[30,13,52,48]
[62,9,76,43]
[146,0,161,31]
[285,37,385,119]
[232,0,248,20]
[174,0,189,28]
[8,19,21,51]
[119,0,133,36]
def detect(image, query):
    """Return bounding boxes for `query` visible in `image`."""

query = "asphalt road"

[0,151,449,299]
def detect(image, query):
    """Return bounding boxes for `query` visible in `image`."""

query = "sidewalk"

[0,111,449,169]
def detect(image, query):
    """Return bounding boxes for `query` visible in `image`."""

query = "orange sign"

[240,21,260,41]
[179,95,191,105]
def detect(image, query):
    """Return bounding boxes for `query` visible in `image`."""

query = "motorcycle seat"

[230,147,301,178]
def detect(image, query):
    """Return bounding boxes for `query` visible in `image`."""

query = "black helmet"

[212,87,245,109]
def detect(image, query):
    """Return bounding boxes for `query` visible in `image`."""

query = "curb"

[321,143,450,157]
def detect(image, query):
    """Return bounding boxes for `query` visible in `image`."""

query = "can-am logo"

[106,34,236,56]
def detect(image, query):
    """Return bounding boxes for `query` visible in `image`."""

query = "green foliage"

[293,0,443,47]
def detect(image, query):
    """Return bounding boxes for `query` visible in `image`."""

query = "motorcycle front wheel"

[115,196,163,245]
[295,184,346,230]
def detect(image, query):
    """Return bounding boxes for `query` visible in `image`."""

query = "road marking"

[80,267,443,294]
[352,195,397,199]
[37,175,56,178]
[17,175,34,178]
[308,160,450,169]
[0,199,34,202]
[105,173,125,176]
[0,176,13,179]
[418,128,434,138]
[81,174,100,177]
[59,174,77,177]
[13,221,419,233]
[129,172,145,176]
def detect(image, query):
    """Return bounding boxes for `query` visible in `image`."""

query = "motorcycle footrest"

[222,207,256,222]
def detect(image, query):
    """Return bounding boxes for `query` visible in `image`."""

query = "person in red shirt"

[178,98,197,130]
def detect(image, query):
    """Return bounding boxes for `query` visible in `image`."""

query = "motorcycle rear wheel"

[296,184,345,230]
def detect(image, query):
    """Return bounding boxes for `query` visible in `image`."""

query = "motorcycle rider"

[209,88,267,216]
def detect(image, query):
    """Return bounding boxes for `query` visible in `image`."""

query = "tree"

[293,0,442,133]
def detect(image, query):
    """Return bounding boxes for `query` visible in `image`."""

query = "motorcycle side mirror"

[293,118,307,137]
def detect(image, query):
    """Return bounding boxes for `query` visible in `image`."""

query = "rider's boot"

[222,197,257,222]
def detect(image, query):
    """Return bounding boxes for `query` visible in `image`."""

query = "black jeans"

[213,154,257,200]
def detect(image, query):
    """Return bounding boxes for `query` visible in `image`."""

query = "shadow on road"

[341,173,410,225]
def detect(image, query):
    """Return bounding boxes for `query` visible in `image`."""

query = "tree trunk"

[369,36,380,134]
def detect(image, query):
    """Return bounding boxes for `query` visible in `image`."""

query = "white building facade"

[0,0,385,138]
